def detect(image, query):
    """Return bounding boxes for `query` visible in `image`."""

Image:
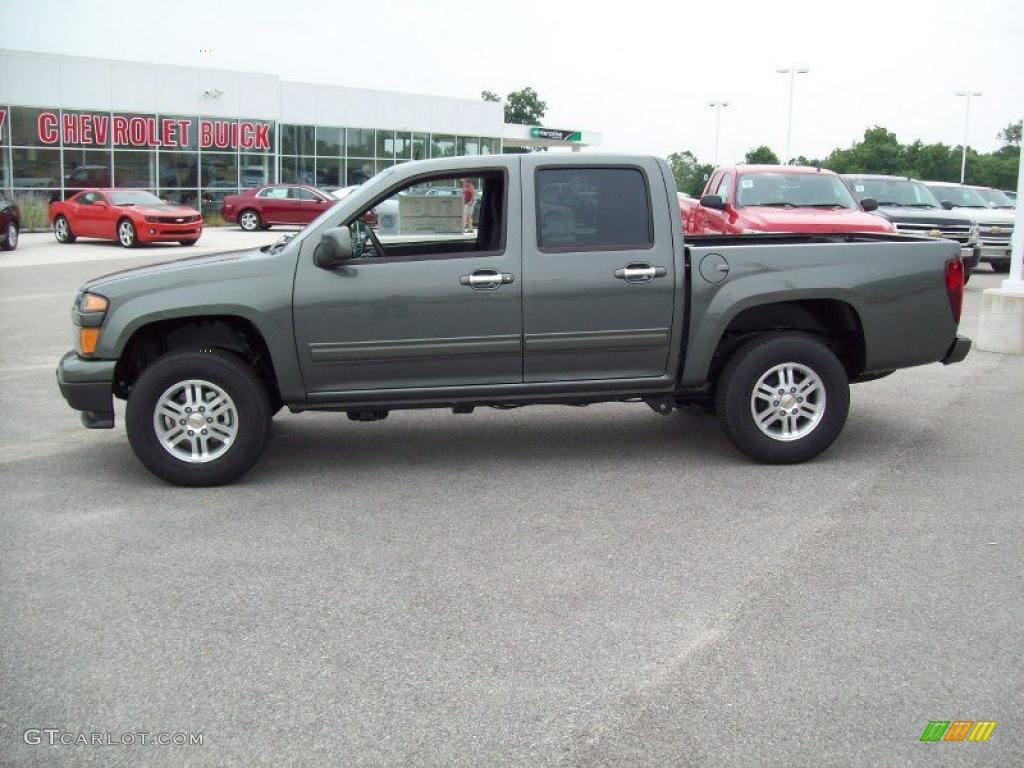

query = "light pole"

[954,90,983,184]
[776,66,809,164]
[708,101,729,166]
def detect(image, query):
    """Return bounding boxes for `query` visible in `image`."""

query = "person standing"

[462,178,476,233]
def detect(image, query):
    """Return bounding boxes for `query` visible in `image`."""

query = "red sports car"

[49,190,203,248]
[221,184,337,231]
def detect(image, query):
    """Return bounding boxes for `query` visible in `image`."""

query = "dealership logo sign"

[529,126,582,142]
[36,112,271,150]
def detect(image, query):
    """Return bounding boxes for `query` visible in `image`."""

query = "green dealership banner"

[530,127,582,142]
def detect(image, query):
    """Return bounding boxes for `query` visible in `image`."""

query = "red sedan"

[49,190,203,248]
[221,184,337,231]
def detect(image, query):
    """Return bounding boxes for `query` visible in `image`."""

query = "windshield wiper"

[804,203,849,208]
[875,201,902,206]
[906,203,936,208]
[744,202,796,208]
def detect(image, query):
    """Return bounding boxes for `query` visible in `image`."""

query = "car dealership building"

[0,49,600,214]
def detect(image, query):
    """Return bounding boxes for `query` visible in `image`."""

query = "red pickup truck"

[680,164,895,235]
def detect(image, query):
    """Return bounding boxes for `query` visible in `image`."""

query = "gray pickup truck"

[56,154,971,486]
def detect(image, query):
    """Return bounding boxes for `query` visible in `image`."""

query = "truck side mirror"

[700,194,726,211]
[860,197,879,212]
[314,225,354,268]
[940,200,954,210]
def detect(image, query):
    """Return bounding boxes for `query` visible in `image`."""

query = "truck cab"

[681,164,895,236]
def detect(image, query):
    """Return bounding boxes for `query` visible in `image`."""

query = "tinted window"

[294,187,321,201]
[537,167,652,250]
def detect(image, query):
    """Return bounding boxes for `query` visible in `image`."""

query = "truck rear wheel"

[126,351,272,486]
[715,333,849,464]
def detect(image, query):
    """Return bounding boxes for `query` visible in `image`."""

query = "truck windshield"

[846,178,939,207]
[926,185,989,208]
[973,188,1014,208]
[108,191,164,206]
[736,173,856,209]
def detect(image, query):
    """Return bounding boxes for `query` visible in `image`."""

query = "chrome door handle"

[614,263,668,283]
[460,270,514,290]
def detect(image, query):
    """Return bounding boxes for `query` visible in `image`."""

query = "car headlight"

[969,224,979,243]
[740,228,761,234]
[74,292,108,356]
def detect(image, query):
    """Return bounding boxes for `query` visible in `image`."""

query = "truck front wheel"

[715,333,850,464]
[126,351,272,486]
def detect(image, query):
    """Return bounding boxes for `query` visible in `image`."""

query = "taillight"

[945,257,964,324]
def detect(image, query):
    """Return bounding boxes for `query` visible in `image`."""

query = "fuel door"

[699,252,730,284]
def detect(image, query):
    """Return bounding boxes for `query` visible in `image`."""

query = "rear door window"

[537,167,653,251]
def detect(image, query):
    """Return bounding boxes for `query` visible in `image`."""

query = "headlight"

[969,224,979,243]
[75,292,108,356]
[740,228,761,234]
[80,293,108,312]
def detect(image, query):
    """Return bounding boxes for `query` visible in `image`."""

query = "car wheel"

[117,218,138,248]
[1,221,18,251]
[991,261,1010,274]
[964,271,971,285]
[179,239,198,246]
[239,209,261,232]
[126,351,272,486]
[54,215,77,243]
[715,332,850,464]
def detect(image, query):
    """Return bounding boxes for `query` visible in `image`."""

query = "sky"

[2,0,1022,164]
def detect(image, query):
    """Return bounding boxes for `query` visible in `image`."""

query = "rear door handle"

[614,263,668,283]
[460,269,514,290]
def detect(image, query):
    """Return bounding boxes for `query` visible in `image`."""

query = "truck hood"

[83,247,257,290]
[873,207,973,227]
[738,207,893,233]
[944,206,1016,226]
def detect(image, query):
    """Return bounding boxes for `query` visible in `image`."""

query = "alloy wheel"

[153,379,239,463]
[749,362,826,442]
[118,220,135,246]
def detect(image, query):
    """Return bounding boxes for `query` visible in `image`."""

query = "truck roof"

[725,164,838,176]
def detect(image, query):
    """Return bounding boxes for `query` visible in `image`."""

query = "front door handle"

[614,263,668,283]
[460,269,514,290]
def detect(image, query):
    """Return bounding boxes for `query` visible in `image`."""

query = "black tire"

[126,351,272,486]
[715,333,850,464]
[54,215,77,243]
[1,221,17,251]
[990,261,1010,274]
[179,239,198,246]
[260,224,273,230]
[238,209,261,232]
[117,218,138,248]
[964,271,971,285]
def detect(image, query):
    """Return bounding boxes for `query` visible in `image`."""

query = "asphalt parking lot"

[1,229,1022,767]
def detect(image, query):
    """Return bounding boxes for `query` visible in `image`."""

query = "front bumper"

[138,224,203,243]
[56,351,116,428]
[961,246,981,271]
[941,335,972,366]
[979,242,1011,261]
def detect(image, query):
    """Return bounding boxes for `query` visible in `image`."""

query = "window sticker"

[854,184,865,192]
[741,178,754,189]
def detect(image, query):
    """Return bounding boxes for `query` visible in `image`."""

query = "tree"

[502,87,547,126]
[997,120,1022,147]
[743,145,780,165]
[667,150,714,197]
[480,90,501,103]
